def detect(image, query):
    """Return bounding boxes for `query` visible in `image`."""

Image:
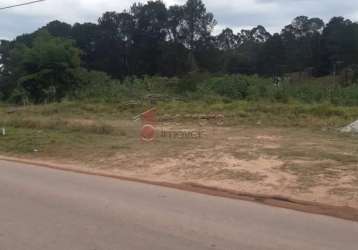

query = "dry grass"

[2,117,118,135]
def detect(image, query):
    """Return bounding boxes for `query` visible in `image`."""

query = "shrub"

[199,75,250,99]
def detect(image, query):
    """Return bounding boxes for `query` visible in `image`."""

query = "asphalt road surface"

[0,160,358,250]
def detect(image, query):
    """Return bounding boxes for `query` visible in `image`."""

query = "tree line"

[1,0,358,102]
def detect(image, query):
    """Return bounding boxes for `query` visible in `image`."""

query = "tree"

[216,28,239,50]
[0,40,12,98]
[167,5,185,43]
[4,31,81,103]
[180,0,216,50]
[319,17,358,75]
[258,34,286,76]
[130,0,169,75]
[239,25,271,44]
[95,1,170,77]
[71,22,99,70]
[228,26,271,74]
[282,16,324,38]
[96,11,135,78]
[42,20,72,38]
[281,16,325,73]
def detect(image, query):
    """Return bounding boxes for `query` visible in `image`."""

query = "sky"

[1,0,358,40]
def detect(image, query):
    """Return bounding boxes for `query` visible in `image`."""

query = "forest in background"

[1,0,358,104]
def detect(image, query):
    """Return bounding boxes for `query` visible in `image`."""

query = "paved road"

[0,160,357,250]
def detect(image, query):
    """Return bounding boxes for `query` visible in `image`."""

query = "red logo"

[140,108,156,142]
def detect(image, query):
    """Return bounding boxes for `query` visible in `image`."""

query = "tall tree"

[180,0,216,50]
[216,28,239,50]
[97,11,135,78]
[281,16,325,73]
[167,5,185,43]
[0,40,13,98]
[71,22,99,70]
[228,26,271,74]
[319,17,358,75]
[258,34,286,76]
[131,0,168,75]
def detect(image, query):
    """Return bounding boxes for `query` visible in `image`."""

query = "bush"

[194,75,253,100]
[69,70,129,102]
[175,72,210,94]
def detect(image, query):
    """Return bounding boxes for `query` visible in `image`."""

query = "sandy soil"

[80,122,358,209]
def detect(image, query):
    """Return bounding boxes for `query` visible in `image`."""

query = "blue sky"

[1,0,357,40]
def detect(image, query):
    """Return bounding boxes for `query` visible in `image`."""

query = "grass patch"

[2,100,358,129]
[1,117,117,135]
[157,100,358,128]
[0,125,133,159]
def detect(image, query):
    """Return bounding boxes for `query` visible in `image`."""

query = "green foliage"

[8,84,30,105]
[5,31,81,103]
[176,72,210,94]
[69,71,181,103]
[69,70,124,102]
[200,75,250,99]
[66,72,358,107]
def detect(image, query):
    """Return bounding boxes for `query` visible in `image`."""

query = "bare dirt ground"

[75,121,358,210]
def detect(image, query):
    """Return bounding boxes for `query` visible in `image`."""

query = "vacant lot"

[0,101,358,208]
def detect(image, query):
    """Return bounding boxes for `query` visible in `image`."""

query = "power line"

[0,0,46,10]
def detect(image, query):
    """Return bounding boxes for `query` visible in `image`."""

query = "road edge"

[1,155,357,222]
